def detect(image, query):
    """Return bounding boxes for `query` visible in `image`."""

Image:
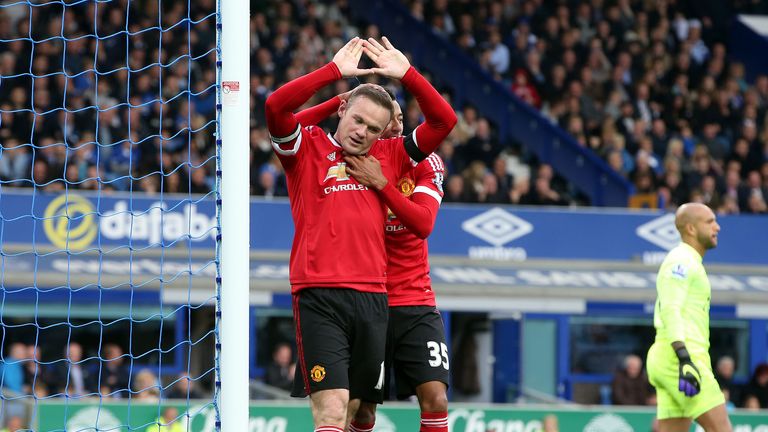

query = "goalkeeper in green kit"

[646,203,732,432]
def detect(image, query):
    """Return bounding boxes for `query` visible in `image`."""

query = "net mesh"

[0,0,219,429]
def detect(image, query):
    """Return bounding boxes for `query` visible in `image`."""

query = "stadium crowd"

[253,0,768,211]
[0,341,205,400]
[0,0,217,195]
[1,0,768,213]
[0,340,207,431]
[402,0,768,212]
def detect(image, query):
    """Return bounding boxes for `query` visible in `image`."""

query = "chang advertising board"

[37,402,768,432]
[34,194,217,251]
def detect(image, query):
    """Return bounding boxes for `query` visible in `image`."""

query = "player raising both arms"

[264,37,456,432]
[646,203,732,432]
[296,70,449,432]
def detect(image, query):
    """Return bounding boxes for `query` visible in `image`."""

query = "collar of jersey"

[679,242,703,263]
[327,133,342,148]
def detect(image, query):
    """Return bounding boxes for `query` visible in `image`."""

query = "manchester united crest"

[397,177,415,196]
[310,365,326,382]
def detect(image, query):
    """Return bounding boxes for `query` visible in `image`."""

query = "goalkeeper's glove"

[675,345,701,397]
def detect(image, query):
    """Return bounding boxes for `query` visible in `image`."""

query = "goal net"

[0,0,220,429]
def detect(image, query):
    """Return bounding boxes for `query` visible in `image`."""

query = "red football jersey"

[384,153,445,306]
[274,126,415,294]
[265,61,456,295]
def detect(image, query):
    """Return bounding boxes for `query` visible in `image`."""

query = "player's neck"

[683,238,706,259]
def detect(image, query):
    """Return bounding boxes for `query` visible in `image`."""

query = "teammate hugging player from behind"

[646,203,732,432]
[265,37,456,432]
[297,81,450,432]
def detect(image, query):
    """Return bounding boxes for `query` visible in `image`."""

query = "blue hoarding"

[427,205,768,265]
[250,200,768,266]
[1,191,766,265]
[0,190,218,251]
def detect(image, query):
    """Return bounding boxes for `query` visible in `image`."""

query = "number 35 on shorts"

[427,341,449,369]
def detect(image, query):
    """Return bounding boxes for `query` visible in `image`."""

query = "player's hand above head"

[363,37,410,80]
[344,154,388,190]
[332,37,375,78]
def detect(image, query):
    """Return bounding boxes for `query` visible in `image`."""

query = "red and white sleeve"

[377,153,444,239]
[264,62,341,157]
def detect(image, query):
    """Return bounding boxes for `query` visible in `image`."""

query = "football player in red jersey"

[296,87,450,432]
[264,37,456,432]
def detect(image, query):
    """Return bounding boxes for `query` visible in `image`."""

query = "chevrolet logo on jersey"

[324,162,349,182]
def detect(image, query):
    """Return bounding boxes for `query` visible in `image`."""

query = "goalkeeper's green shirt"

[653,242,711,356]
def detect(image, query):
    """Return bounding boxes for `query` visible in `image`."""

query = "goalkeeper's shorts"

[646,342,725,420]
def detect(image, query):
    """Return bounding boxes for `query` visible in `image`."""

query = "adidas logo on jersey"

[324,162,349,182]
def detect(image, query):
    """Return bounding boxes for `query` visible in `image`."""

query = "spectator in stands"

[521,164,567,206]
[511,68,540,108]
[542,414,559,432]
[0,416,23,432]
[461,118,501,171]
[485,28,510,78]
[743,363,768,408]
[165,372,205,400]
[0,138,30,184]
[133,369,161,401]
[714,356,740,406]
[443,175,471,203]
[739,171,768,213]
[743,394,761,411]
[697,175,722,210]
[721,385,736,412]
[492,157,514,201]
[453,104,478,144]
[145,406,183,432]
[0,343,26,394]
[23,345,51,396]
[610,354,652,405]
[100,343,130,398]
[658,169,689,210]
[51,342,95,397]
[264,342,294,392]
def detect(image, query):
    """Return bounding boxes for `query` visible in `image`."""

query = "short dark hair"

[348,84,394,122]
